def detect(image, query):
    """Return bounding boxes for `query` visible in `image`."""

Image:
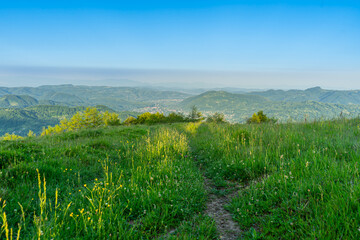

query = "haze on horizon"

[0,0,359,90]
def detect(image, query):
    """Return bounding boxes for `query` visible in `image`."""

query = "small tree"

[27,130,36,137]
[123,116,137,125]
[188,106,203,121]
[103,111,121,126]
[83,107,103,128]
[136,112,152,124]
[247,111,270,124]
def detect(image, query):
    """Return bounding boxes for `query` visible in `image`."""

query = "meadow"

[1,117,360,239]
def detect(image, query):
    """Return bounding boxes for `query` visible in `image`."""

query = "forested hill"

[0,85,191,111]
[180,90,360,122]
[2,85,360,135]
[249,86,360,105]
[0,95,40,108]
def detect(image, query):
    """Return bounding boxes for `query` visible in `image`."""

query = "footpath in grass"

[2,119,360,239]
[187,120,360,239]
[0,125,217,239]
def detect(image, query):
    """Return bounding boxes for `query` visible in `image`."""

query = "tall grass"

[2,119,360,239]
[188,119,360,239]
[0,125,215,239]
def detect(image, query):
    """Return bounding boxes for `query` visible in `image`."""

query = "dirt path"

[204,178,242,240]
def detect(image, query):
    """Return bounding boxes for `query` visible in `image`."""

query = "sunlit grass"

[2,118,360,239]
[188,119,360,239]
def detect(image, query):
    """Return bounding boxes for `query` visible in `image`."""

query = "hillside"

[181,91,269,110]
[0,94,39,108]
[180,90,360,122]
[3,86,360,135]
[1,120,360,239]
[250,86,360,105]
[0,85,192,111]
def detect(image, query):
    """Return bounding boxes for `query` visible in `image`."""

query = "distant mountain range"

[180,90,360,122]
[0,84,191,111]
[249,87,360,105]
[1,84,360,135]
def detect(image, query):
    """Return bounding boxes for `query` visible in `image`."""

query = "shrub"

[1,133,23,141]
[103,111,121,126]
[123,116,137,125]
[247,111,276,124]
[206,112,227,123]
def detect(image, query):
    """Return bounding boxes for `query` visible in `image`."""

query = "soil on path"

[204,178,242,240]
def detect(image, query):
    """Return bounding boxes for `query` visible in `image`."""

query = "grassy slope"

[0,125,216,239]
[189,120,360,239]
[1,119,360,239]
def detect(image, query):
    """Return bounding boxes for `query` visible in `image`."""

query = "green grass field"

[1,119,360,239]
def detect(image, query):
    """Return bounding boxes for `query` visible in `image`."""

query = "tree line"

[1,107,273,140]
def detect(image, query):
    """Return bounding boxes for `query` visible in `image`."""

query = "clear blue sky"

[0,0,359,88]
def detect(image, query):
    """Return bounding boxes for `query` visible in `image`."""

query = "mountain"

[0,95,39,108]
[0,85,192,111]
[250,87,360,105]
[180,90,360,122]
[2,85,360,135]
[181,91,269,111]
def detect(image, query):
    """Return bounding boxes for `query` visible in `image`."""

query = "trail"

[203,177,242,240]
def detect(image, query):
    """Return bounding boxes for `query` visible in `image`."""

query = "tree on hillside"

[247,110,276,124]
[189,106,203,121]
[123,116,137,125]
[83,107,103,128]
[103,111,121,126]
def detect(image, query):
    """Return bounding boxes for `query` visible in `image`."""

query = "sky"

[0,0,359,89]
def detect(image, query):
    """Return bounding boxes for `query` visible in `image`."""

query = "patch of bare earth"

[204,178,242,240]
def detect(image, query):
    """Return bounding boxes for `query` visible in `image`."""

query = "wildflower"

[84,184,87,187]
[70,212,74,217]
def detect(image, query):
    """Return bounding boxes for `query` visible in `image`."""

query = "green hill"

[1,120,360,238]
[250,86,360,105]
[0,85,192,111]
[0,94,39,108]
[181,91,269,111]
[180,90,360,122]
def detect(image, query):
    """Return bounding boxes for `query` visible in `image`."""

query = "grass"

[1,119,360,239]
[188,119,360,239]
[0,125,215,239]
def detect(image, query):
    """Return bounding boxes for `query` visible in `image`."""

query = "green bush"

[206,112,227,123]
[247,110,276,124]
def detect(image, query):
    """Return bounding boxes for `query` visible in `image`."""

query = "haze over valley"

[1,1,360,239]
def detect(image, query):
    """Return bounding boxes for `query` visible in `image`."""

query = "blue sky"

[0,0,359,88]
